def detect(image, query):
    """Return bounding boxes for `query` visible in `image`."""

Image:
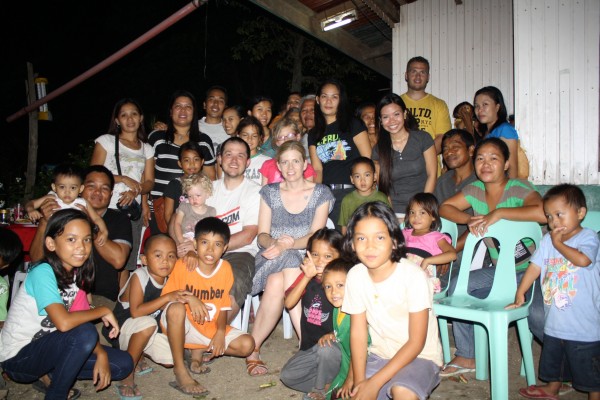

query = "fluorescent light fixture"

[321,8,357,32]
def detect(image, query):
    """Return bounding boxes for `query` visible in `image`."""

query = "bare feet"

[171,367,209,395]
[189,359,211,374]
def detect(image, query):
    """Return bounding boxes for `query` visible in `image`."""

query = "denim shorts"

[539,334,600,392]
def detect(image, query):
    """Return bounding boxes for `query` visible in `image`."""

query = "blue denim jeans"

[448,268,545,359]
[2,323,133,400]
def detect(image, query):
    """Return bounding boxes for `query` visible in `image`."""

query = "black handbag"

[114,136,142,221]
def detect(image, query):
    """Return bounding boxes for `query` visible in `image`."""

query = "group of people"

[0,55,597,400]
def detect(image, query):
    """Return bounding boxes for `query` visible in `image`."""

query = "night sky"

[1,0,389,193]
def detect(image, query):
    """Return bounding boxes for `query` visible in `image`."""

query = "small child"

[173,173,216,244]
[25,164,87,222]
[259,118,316,185]
[161,217,255,396]
[403,193,457,293]
[338,157,391,235]
[162,141,206,227]
[105,234,186,398]
[280,229,344,400]
[342,201,443,400]
[0,229,23,330]
[507,184,600,400]
[237,116,271,185]
[321,258,356,400]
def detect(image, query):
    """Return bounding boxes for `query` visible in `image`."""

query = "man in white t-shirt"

[199,85,229,153]
[173,137,260,322]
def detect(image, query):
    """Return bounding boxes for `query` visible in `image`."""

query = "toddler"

[25,164,87,222]
[173,173,216,244]
[342,201,442,400]
[403,193,457,293]
[507,184,600,400]
[338,157,390,234]
[280,228,343,400]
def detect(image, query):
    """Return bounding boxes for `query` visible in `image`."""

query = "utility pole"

[25,62,38,201]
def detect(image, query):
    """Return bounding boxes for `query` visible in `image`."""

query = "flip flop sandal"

[168,380,210,396]
[439,363,476,377]
[518,385,559,400]
[32,380,81,400]
[135,358,154,377]
[188,359,211,375]
[115,383,143,400]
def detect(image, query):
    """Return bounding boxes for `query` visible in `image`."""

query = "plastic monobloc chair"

[233,294,293,339]
[582,210,600,232]
[433,218,458,301]
[434,220,542,400]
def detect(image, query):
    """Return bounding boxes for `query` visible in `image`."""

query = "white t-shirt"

[342,259,443,366]
[199,117,229,152]
[95,134,154,209]
[246,154,271,185]
[47,191,87,209]
[206,178,261,255]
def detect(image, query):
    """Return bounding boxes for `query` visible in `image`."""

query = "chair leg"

[488,321,510,400]
[282,309,293,339]
[474,324,489,381]
[437,317,451,364]
[240,294,253,333]
[516,319,536,386]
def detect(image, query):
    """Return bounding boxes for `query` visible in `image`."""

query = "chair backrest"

[453,220,543,303]
[440,217,458,247]
[582,210,600,233]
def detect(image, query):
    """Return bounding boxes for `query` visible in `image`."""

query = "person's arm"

[502,138,519,179]
[164,196,175,227]
[421,238,457,270]
[91,341,111,392]
[351,309,429,400]
[439,192,472,224]
[422,145,438,193]
[46,302,117,333]
[29,198,61,261]
[257,198,274,249]
[353,131,372,157]
[25,195,53,222]
[202,164,216,180]
[94,240,130,270]
[349,312,369,391]
[207,307,227,358]
[89,142,108,166]
[128,273,187,317]
[140,157,155,195]
[228,225,258,251]
[506,262,541,309]
[173,211,186,245]
[309,145,323,183]
[551,229,593,267]
[284,261,314,309]
[485,190,546,224]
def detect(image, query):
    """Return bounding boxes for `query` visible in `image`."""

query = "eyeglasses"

[276,133,297,141]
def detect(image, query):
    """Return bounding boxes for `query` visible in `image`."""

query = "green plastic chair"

[434,220,542,400]
[433,218,458,300]
[582,210,600,232]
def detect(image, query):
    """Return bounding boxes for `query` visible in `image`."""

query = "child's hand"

[93,349,111,391]
[167,290,191,303]
[208,330,226,358]
[300,252,318,279]
[336,376,354,399]
[318,332,336,347]
[505,293,526,310]
[177,241,195,258]
[421,257,432,271]
[101,311,120,339]
[120,176,142,195]
[185,296,212,324]
[550,226,567,246]
[350,378,381,400]
[95,230,108,247]
[27,210,43,222]
[184,251,199,271]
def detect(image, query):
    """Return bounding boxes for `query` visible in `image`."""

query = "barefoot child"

[172,173,216,244]
[342,202,442,400]
[321,258,356,400]
[280,228,344,400]
[161,217,255,396]
[0,209,132,399]
[506,184,600,400]
[105,234,188,399]
[403,193,457,293]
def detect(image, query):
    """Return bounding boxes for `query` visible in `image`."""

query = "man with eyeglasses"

[401,56,451,155]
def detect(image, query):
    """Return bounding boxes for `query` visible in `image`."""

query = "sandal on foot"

[168,380,210,396]
[439,363,476,377]
[202,351,216,365]
[518,385,559,400]
[303,389,327,400]
[135,358,154,377]
[558,382,573,396]
[32,380,81,400]
[115,383,143,400]
[246,358,268,376]
[189,359,211,375]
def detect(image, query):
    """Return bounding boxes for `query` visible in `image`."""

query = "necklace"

[391,133,408,159]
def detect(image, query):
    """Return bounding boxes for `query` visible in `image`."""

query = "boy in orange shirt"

[161,217,255,396]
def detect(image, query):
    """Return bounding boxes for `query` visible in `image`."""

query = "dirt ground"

[3,320,588,400]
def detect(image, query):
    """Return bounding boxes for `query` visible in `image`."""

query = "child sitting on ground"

[25,164,87,222]
[161,217,255,396]
[172,173,216,244]
[338,157,390,235]
[342,202,443,400]
[402,193,457,293]
[237,116,271,185]
[280,228,344,400]
[104,234,188,399]
[163,141,205,228]
[0,229,23,331]
[506,184,600,400]
[320,258,356,400]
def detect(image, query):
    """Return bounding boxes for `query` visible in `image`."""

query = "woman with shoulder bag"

[90,98,155,288]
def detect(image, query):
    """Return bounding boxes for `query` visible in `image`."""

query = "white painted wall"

[514,0,599,185]
[393,0,514,116]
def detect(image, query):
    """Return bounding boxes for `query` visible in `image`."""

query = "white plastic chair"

[232,294,293,339]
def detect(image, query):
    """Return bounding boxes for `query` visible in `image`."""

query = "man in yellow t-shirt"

[401,56,451,155]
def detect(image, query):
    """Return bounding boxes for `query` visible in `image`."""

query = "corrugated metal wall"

[514,0,599,185]
[392,0,514,116]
